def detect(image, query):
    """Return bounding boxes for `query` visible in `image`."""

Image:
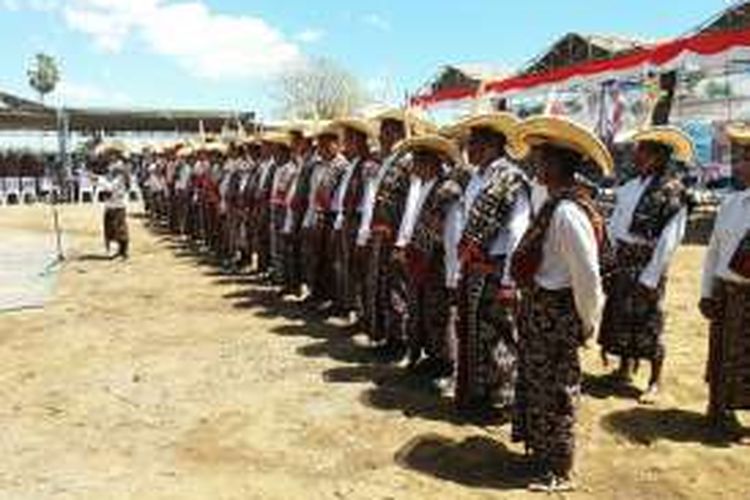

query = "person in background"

[699,123,750,441]
[102,149,132,260]
[598,127,693,404]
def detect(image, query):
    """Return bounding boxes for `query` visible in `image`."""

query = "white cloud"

[29,0,57,11]
[1,0,58,11]
[2,0,21,11]
[61,0,302,80]
[295,28,324,44]
[52,80,132,107]
[362,13,390,32]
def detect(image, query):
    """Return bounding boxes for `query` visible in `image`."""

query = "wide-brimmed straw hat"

[725,123,750,146]
[199,142,229,154]
[515,115,614,175]
[94,140,129,157]
[393,134,462,165]
[374,109,437,137]
[314,121,341,140]
[451,112,523,158]
[629,126,695,164]
[334,117,376,140]
[176,144,194,158]
[261,132,292,148]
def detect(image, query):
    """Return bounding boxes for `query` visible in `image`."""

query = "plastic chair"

[20,177,38,204]
[128,182,142,203]
[3,177,21,205]
[95,176,112,202]
[38,176,55,202]
[78,173,95,203]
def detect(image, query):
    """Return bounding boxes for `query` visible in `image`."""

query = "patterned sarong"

[361,234,391,342]
[598,241,666,362]
[104,207,129,244]
[455,258,517,409]
[269,206,287,285]
[333,215,362,313]
[513,285,583,477]
[405,250,452,364]
[304,214,337,301]
[707,280,750,414]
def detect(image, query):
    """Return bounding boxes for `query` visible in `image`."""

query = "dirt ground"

[0,204,748,500]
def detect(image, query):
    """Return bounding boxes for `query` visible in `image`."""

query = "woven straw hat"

[516,115,614,175]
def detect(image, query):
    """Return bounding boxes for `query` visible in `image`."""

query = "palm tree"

[27,53,60,104]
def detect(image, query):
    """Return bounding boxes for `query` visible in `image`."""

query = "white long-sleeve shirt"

[608,175,687,289]
[357,154,396,246]
[282,168,302,235]
[174,162,192,191]
[256,159,275,192]
[301,163,325,229]
[395,175,438,248]
[535,200,605,335]
[332,158,357,230]
[701,188,750,298]
[444,160,532,288]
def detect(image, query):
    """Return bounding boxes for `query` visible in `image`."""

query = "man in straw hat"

[281,126,315,296]
[598,126,693,403]
[252,135,281,276]
[392,134,462,376]
[221,143,250,270]
[101,146,132,259]
[267,132,297,286]
[330,117,379,319]
[237,138,263,269]
[509,116,609,492]
[699,123,750,440]
[172,145,194,238]
[446,113,532,414]
[304,123,349,309]
[357,109,431,351]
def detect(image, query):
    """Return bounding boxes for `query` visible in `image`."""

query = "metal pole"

[51,106,67,261]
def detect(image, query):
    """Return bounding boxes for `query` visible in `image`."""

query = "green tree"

[27,53,60,104]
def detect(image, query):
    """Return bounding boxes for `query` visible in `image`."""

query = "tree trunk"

[651,71,677,126]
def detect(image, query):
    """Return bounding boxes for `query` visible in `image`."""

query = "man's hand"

[496,286,519,310]
[638,283,659,302]
[392,247,407,267]
[699,297,718,321]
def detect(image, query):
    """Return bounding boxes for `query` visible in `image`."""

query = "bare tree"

[273,57,366,120]
[27,53,60,104]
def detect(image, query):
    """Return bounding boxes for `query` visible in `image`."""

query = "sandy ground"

[0,204,749,500]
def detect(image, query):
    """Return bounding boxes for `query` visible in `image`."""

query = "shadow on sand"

[601,407,737,447]
[394,433,532,490]
[76,253,116,262]
[581,373,643,401]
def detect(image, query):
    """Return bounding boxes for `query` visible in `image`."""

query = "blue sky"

[0,0,733,118]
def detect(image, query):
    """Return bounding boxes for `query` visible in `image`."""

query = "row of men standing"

[140,112,750,492]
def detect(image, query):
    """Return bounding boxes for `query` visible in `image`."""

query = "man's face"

[379,119,405,154]
[633,142,666,176]
[732,143,750,188]
[466,129,504,168]
[343,128,367,159]
[529,146,564,188]
[274,145,291,164]
[412,150,440,179]
[290,133,305,158]
[318,135,339,161]
[260,143,273,160]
